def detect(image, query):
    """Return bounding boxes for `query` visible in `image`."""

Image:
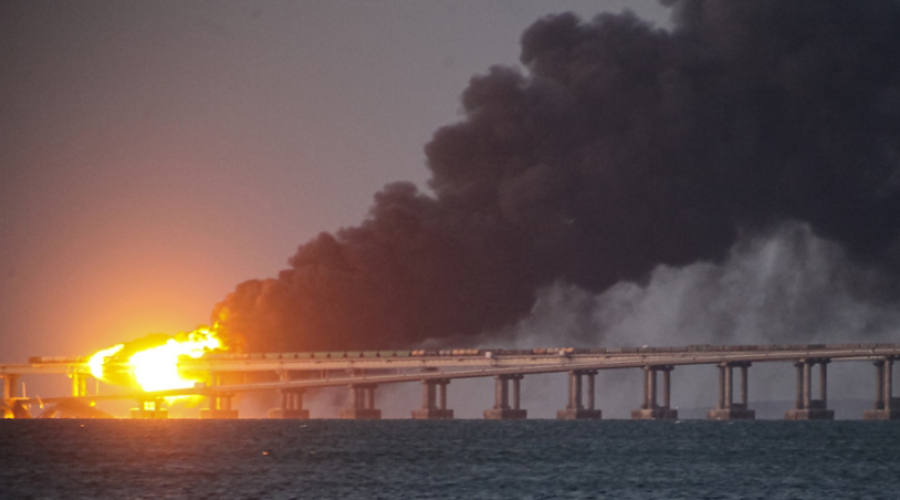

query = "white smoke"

[478,222,900,419]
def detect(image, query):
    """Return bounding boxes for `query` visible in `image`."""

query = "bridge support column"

[269,389,309,419]
[865,357,900,420]
[785,359,833,420]
[558,370,601,419]
[632,366,677,420]
[269,372,310,418]
[412,379,453,419]
[71,372,88,397]
[200,393,239,419]
[131,398,167,419]
[201,373,239,419]
[341,384,381,419]
[1,374,28,419]
[2,374,19,400]
[485,374,526,419]
[708,362,755,420]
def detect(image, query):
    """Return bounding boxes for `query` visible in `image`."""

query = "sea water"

[1,419,898,500]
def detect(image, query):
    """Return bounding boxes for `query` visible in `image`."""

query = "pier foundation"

[341,384,381,419]
[557,370,601,419]
[632,366,677,420]
[2,374,19,400]
[708,362,755,420]
[201,373,239,419]
[485,375,526,419]
[412,379,453,419]
[131,398,168,419]
[864,357,900,420]
[200,393,239,419]
[785,359,834,420]
[269,388,310,419]
[269,372,310,418]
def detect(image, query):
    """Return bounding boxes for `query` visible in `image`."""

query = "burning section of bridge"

[87,325,226,400]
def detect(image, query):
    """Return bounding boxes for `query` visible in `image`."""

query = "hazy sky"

[0,1,671,363]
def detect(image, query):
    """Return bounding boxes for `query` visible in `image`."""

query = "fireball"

[129,327,221,392]
[88,343,124,380]
[87,325,225,393]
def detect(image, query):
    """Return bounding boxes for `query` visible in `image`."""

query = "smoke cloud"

[214,0,900,352]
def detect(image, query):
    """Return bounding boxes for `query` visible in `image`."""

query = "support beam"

[886,359,894,411]
[740,364,749,406]
[557,370,601,420]
[71,373,87,398]
[269,389,309,419]
[866,357,900,420]
[786,359,833,420]
[271,371,309,419]
[632,366,677,420]
[724,364,733,409]
[586,370,597,410]
[647,366,657,409]
[131,398,167,419]
[485,375,526,419]
[2,374,19,400]
[439,380,449,410]
[511,375,522,410]
[708,362,755,420]
[412,379,453,419]
[662,367,672,410]
[803,361,812,410]
[717,364,726,410]
[341,383,381,419]
[2,375,27,419]
[201,372,239,419]
[495,375,508,409]
[874,360,885,410]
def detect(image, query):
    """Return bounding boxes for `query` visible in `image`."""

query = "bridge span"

[2,343,899,420]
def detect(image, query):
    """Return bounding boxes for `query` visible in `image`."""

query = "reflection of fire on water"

[87,325,226,398]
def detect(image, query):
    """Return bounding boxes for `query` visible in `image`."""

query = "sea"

[1,419,898,500]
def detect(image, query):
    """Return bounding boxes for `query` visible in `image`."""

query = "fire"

[88,343,124,380]
[130,327,221,392]
[87,325,225,393]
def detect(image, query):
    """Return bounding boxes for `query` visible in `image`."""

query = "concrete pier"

[201,373,239,418]
[269,388,310,419]
[412,379,453,419]
[269,372,310,418]
[2,374,19,400]
[485,374,526,419]
[71,373,88,398]
[632,366,677,420]
[708,362,755,420]
[785,359,834,420]
[200,393,239,419]
[2,375,30,418]
[131,398,167,419]
[864,357,900,420]
[557,370,601,419]
[341,383,381,419]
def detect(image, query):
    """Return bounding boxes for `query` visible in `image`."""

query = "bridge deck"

[4,343,899,405]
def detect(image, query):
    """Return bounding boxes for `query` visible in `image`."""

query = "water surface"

[1,419,898,499]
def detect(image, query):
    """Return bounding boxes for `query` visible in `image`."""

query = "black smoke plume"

[214,0,900,352]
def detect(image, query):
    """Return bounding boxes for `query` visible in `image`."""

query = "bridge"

[2,343,899,420]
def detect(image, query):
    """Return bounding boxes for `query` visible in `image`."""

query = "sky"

[0,1,670,364]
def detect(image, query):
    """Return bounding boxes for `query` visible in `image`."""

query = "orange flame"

[88,325,225,393]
